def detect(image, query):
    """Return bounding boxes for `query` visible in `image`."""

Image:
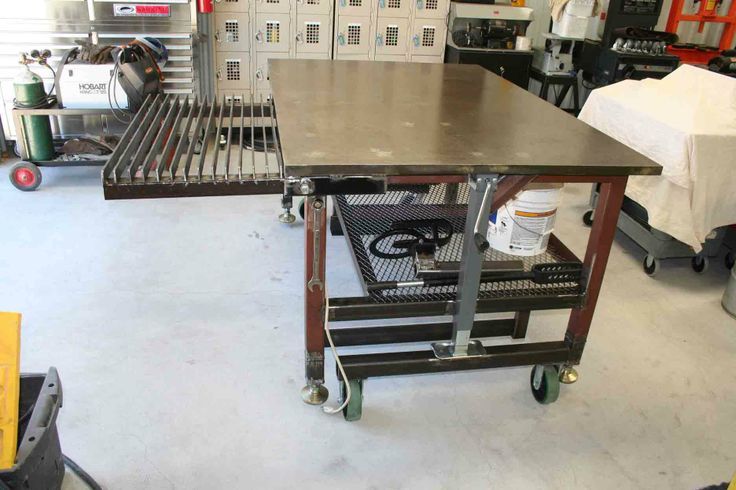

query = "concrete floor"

[1,162,734,490]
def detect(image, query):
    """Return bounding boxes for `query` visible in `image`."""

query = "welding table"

[101,60,660,421]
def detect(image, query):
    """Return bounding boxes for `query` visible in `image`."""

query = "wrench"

[307,198,324,292]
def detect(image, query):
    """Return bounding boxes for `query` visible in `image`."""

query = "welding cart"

[100,61,660,421]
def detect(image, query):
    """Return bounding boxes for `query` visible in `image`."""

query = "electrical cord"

[108,55,132,124]
[322,291,352,415]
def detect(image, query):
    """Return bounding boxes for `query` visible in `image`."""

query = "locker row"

[215,0,449,18]
[335,16,446,58]
[215,13,332,53]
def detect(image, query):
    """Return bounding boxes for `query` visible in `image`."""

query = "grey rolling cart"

[583,185,728,276]
[101,60,660,421]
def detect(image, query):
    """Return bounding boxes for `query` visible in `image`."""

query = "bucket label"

[487,206,557,256]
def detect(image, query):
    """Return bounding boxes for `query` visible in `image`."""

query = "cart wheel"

[582,210,594,227]
[340,379,364,422]
[9,161,42,191]
[691,255,708,274]
[530,365,560,405]
[330,214,344,236]
[643,255,660,276]
[298,199,305,220]
[725,252,735,270]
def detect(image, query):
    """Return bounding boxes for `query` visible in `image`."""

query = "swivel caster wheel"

[643,255,660,276]
[530,365,560,405]
[339,379,364,422]
[298,199,305,220]
[9,161,42,191]
[725,252,734,270]
[582,210,594,227]
[691,255,708,274]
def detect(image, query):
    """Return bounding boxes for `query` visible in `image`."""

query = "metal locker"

[296,52,332,59]
[255,0,291,14]
[377,0,411,18]
[414,0,448,19]
[215,13,250,52]
[296,15,331,54]
[375,54,408,61]
[255,13,291,52]
[336,0,372,18]
[336,16,372,56]
[410,54,444,63]
[409,20,445,56]
[335,53,372,60]
[214,0,250,13]
[296,0,331,15]
[215,52,251,90]
[255,52,290,91]
[375,18,409,56]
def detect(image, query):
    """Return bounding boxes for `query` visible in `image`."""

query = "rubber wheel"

[643,255,659,277]
[341,379,364,422]
[330,214,344,236]
[691,255,708,274]
[298,199,305,220]
[725,252,735,270]
[530,365,560,405]
[9,161,42,191]
[582,210,594,227]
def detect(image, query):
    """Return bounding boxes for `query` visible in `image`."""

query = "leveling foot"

[301,384,329,405]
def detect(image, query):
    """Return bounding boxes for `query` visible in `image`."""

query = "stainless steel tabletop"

[269,60,662,178]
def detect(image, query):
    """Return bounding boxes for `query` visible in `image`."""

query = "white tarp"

[579,64,736,251]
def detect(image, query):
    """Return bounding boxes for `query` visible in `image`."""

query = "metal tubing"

[224,96,234,179]
[565,177,628,362]
[128,94,172,181]
[250,94,256,179]
[238,94,244,180]
[103,179,283,200]
[261,94,270,179]
[197,97,217,179]
[211,95,226,179]
[325,318,516,347]
[512,310,530,339]
[183,96,208,180]
[169,96,198,179]
[102,94,153,180]
[449,174,497,356]
[338,341,570,379]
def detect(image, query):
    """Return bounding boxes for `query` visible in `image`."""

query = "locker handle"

[337,33,346,45]
[256,69,264,81]
[376,33,384,47]
[340,0,347,6]
[215,30,222,43]
[256,31,264,43]
[417,0,424,8]
[216,69,222,80]
[379,0,385,7]
[413,34,420,47]
[499,66,506,77]
[296,32,304,43]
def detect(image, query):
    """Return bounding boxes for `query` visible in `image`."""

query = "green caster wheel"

[530,365,560,404]
[340,379,364,421]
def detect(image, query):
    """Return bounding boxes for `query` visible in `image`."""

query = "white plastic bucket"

[487,187,563,256]
[552,0,595,39]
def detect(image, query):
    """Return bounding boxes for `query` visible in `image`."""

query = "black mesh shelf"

[334,183,585,305]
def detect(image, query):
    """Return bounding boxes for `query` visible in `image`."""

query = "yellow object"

[511,0,526,6]
[0,312,21,470]
[728,472,736,490]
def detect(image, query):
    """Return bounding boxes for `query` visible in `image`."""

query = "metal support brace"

[432,174,498,358]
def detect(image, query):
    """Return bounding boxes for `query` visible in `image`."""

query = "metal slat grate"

[102,94,283,199]
[335,183,584,304]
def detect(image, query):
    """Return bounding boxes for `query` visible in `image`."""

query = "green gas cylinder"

[14,65,54,161]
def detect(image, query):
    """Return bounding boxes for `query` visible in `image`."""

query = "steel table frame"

[302,173,627,394]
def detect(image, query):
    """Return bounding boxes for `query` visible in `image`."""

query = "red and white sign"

[113,4,171,17]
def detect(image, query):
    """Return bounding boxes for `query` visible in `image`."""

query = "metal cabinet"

[295,15,332,54]
[215,13,251,53]
[414,0,448,19]
[214,0,250,13]
[296,0,331,15]
[215,52,251,90]
[255,13,291,52]
[336,16,373,57]
[375,18,409,56]
[377,0,411,18]
[409,19,444,56]
[255,51,290,91]
[255,0,292,14]
[336,0,373,18]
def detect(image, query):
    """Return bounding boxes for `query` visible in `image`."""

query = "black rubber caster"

[643,255,660,276]
[340,379,364,421]
[330,214,344,236]
[725,252,735,270]
[530,365,560,404]
[9,161,42,191]
[582,210,594,227]
[691,255,708,274]
[298,199,305,220]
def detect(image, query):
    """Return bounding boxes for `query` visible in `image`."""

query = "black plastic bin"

[0,368,64,490]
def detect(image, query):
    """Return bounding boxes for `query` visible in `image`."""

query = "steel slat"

[169,95,199,179]
[142,95,180,181]
[128,94,173,182]
[211,95,226,180]
[157,97,190,182]
[102,94,154,181]
[183,96,208,181]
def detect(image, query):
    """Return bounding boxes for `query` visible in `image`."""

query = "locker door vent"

[226,59,241,80]
[348,24,361,45]
[388,0,401,8]
[386,25,399,46]
[225,20,240,42]
[266,21,281,43]
[306,23,320,44]
[426,0,438,9]
[349,0,362,6]
[422,26,435,47]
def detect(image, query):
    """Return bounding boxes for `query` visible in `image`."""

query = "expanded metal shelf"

[101,93,284,199]
[334,183,585,306]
